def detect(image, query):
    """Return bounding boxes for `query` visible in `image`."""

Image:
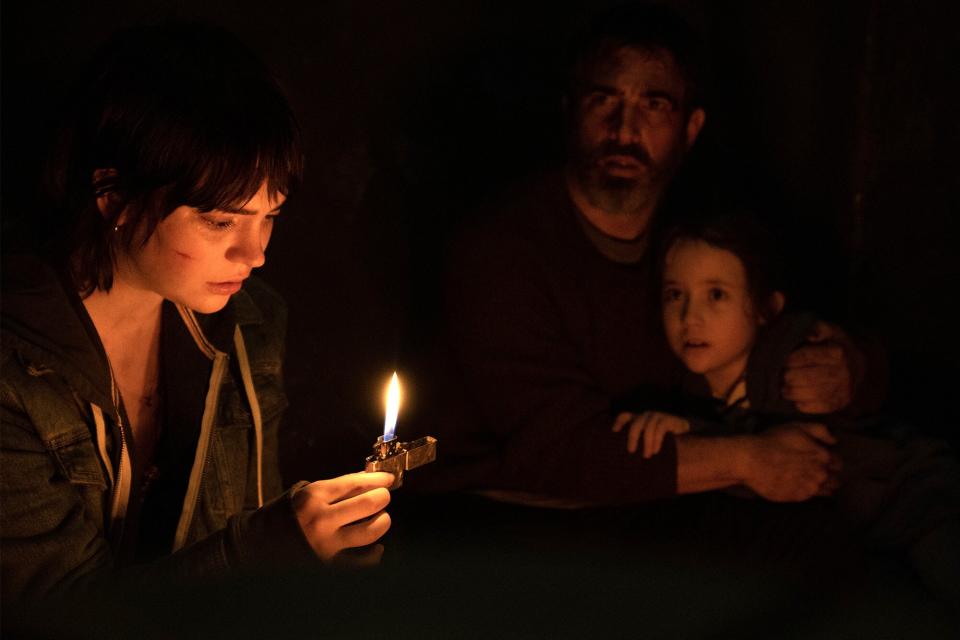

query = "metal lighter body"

[365,436,438,490]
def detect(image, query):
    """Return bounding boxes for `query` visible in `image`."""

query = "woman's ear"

[92,168,124,223]
[758,291,786,325]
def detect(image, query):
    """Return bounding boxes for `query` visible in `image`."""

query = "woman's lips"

[207,281,244,295]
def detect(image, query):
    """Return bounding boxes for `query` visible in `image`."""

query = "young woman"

[1,22,392,604]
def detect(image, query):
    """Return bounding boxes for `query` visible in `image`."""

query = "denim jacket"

[1,255,315,602]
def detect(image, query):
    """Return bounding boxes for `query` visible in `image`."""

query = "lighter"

[365,435,437,490]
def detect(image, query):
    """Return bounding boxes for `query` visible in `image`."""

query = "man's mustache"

[593,143,651,165]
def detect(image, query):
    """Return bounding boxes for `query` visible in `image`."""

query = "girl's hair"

[658,208,786,321]
[46,21,304,295]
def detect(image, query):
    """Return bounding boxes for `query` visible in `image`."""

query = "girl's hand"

[292,471,394,563]
[613,411,691,458]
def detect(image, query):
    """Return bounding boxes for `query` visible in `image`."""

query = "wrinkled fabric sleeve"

[1,393,316,605]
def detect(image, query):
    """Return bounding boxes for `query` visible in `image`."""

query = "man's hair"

[658,209,786,321]
[46,21,304,295]
[567,3,707,111]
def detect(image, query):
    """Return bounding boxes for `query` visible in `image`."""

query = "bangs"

[86,21,304,216]
[114,38,304,215]
[166,109,304,214]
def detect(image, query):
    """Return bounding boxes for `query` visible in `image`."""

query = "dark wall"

[3,1,958,481]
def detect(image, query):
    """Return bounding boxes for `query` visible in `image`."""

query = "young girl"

[614,210,960,602]
[613,211,795,457]
[1,23,393,604]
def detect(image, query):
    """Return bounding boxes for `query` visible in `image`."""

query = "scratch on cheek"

[175,251,194,260]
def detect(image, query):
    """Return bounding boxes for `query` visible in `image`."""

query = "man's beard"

[574,142,674,216]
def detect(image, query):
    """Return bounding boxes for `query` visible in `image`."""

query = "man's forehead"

[585,44,685,93]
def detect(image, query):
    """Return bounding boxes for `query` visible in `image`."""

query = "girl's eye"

[708,288,727,301]
[663,288,683,303]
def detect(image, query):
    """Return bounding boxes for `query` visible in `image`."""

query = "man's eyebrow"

[644,89,679,105]
[584,82,619,94]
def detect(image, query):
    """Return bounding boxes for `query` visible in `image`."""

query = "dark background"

[3,0,958,485]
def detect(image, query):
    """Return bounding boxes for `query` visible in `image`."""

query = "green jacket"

[1,255,315,602]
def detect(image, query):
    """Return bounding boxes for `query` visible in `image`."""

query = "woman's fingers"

[294,472,395,562]
[338,510,392,550]
[317,471,395,504]
[332,487,391,526]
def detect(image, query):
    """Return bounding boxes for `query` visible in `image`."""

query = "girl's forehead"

[664,239,748,284]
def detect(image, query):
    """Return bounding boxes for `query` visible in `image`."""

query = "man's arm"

[675,423,839,501]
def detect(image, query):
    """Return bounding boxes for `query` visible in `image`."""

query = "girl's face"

[661,238,761,396]
[119,182,284,313]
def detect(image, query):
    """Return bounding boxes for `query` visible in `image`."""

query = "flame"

[383,372,401,442]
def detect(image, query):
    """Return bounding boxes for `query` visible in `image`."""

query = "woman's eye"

[200,214,235,231]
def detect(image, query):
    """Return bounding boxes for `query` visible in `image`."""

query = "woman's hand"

[613,411,691,458]
[292,471,394,563]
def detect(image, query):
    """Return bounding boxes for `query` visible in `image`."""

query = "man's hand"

[783,321,862,414]
[739,423,841,502]
[292,472,394,563]
[613,411,690,458]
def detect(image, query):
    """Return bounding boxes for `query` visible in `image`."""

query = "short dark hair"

[658,209,786,320]
[47,21,304,295]
[567,3,707,111]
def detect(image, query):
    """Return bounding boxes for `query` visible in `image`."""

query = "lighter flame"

[383,372,401,442]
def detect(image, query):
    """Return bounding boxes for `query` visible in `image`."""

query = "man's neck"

[565,171,657,241]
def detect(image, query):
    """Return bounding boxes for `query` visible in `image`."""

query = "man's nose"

[611,104,641,143]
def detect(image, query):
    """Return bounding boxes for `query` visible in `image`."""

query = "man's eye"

[645,97,671,112]
[585,92,616,108]
[708,288,727,301]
